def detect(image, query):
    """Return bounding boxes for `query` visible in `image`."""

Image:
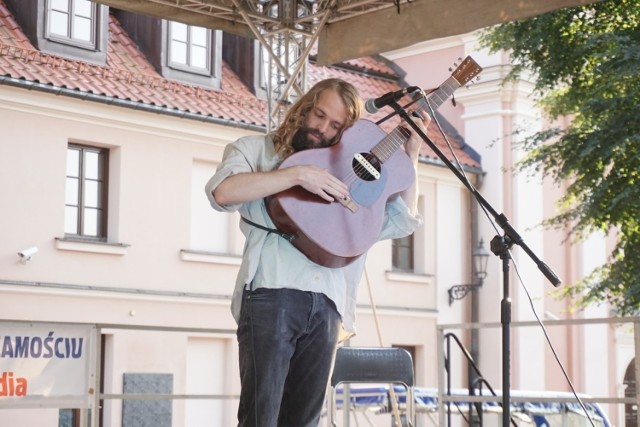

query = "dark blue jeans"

[237,287,342,427]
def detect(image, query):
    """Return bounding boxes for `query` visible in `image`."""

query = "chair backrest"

[328,347,416,426]
[331,347,414,388]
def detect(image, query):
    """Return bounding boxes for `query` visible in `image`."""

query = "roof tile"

[0,1,478,169]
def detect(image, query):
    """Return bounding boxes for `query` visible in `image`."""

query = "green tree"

[480,0,640,314]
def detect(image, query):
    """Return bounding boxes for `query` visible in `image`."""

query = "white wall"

[385,32,624,427]
[0,65,475,425]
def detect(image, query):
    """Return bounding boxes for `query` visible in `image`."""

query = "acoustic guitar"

[266,56,482,268]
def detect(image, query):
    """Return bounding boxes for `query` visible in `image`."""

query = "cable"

[510,255,598,427]
[421,96,598,427]
[363,267,403,427]
[420,94,501,238]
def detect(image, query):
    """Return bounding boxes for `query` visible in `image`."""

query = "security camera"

[18,246,38,262]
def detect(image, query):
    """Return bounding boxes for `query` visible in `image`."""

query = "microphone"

[364,86,421,114]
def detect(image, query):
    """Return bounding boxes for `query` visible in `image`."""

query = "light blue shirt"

[205,133,422,333]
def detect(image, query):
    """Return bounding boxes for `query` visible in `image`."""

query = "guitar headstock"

[450,56,482,86]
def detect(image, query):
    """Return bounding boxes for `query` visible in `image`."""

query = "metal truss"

[120,0,401,129]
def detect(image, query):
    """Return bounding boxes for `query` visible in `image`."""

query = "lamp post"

[447,238,490,427]
[448,238,490,305]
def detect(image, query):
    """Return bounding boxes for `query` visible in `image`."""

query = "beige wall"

[0,73,475,425]
[386,34,626,426]
[2,34,625,427]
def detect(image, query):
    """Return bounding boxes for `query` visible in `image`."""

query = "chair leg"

[408,389,415,427]
[329,387,338,427]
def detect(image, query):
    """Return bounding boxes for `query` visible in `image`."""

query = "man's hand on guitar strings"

[288,164,349,203]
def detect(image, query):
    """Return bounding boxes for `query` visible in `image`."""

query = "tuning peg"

[464,77,481,90]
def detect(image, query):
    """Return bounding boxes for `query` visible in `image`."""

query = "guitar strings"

[338,77,459,189]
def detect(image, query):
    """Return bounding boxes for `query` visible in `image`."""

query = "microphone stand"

[374,92,428,126]
[389,101,562,427]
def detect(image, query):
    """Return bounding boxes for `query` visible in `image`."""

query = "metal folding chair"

[328,347,415,426]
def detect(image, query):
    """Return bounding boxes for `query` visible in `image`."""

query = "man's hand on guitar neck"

[399,110,430,216]
[403,110,430,164]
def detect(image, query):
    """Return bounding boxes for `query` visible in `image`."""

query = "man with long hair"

[206,78,428,427]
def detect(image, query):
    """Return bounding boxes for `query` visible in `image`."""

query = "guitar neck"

[416,76,461,118]
[370,76,462,163]
[369,55,481,164]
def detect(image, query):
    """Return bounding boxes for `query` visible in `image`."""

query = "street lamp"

[448,238,490,305]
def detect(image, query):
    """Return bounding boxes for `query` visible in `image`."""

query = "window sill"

[55,237,129,255]
[385,270,433,285]
[180,249,242,265]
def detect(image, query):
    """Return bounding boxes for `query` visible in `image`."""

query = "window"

[392,234,414,272]
[180,160,243,264]
[65,144,108,240]
[255,42,269,99]
[161,21,221,88]
[169,22,210,73]
[58,409,80,427]
[185,338,227,424]
[46,0,97,49]
[190,160,233,253]
[5,0,110,64]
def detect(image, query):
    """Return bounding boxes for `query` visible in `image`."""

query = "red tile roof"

[0,1,480,169]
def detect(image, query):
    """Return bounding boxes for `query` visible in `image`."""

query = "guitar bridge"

[338,195,359,213]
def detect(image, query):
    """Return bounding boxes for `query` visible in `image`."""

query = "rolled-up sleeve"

[205,138,259,213]
[378,196,424,241]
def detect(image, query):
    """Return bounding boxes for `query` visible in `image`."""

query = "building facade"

[0,0,631,426]
[385,35,633,426]
[0,1,479,425]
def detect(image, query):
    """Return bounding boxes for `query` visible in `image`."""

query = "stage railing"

[437,316,640,427]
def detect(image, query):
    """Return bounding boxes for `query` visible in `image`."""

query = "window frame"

[45,0,98,51]
[65,143,109,241]
[254,41,269,100]
[167,22,212,76]
[392,233,415,272]
[161,20,222,89]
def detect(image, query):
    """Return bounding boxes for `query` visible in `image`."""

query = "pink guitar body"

[266,56,482,268]
[266,119,415,268]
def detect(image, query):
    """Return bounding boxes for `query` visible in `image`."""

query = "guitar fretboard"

[370,76,462,163]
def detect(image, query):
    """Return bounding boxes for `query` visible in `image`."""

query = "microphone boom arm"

[389,100,561,287]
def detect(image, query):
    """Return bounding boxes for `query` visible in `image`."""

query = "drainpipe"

[470,170,486,427]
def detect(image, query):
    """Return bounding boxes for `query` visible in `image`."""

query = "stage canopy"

[93,0,601,127]
[94,0,600,65]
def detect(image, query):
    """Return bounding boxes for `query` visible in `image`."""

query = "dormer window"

[5,0,109,65]
[168,22,211,75]
[160,21,221,89]
[46,0,97,49]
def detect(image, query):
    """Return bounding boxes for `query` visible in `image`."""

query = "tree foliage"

[479,0,640,314]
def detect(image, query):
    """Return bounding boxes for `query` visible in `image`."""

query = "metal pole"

[470,278,481,427]
[634,321,640,427]
[437,327,446,427]
[91,326,102,427]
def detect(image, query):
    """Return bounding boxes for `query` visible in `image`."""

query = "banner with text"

[0,322,95,408]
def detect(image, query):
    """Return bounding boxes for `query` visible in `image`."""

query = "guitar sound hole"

[352,152,381,181]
